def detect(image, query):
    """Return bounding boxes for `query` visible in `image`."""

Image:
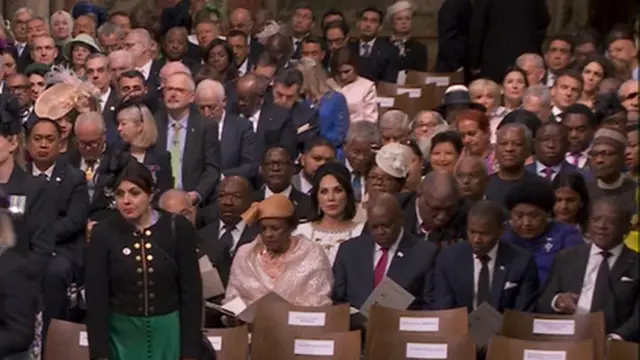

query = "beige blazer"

[327,76,378,123]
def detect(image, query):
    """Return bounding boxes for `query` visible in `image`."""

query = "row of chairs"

[45,301,638,359]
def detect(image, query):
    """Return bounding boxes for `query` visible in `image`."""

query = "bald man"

[161,26,201,73]
[229,8,265,64]
[158,189,197,225]
[333,192,438,310]
[235,73,298,158]
[455,156,489,203]
[195,79,259,181]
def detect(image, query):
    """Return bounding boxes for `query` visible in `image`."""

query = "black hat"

[435,85,486,114]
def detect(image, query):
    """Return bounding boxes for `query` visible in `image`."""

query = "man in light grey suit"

[195,79,259,183]
[155,72,221,206]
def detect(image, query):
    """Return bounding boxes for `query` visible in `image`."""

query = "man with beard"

[618,80,638,123]
[292,138,336,194]
[606,24,638,80]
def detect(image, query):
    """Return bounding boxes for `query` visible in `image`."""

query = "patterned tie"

[351,172,362,202]
[373,247,389,288]
[361,43,371,57]
[543,167,555,180]
[170,122,183,187]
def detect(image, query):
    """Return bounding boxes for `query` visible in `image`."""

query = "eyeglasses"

[620,92,638,102]
[76,139,102,149]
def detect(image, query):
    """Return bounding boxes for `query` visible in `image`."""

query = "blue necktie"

[352,172,362,202]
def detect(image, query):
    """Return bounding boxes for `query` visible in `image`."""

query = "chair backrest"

[363,333,475,360]
[487,335,595,360]
[405,71,464,87]
[253,330,361,360]
[203,326,249,360]
[607,340,639,360]
[364,305,468,358]
[44,320,90,360]
[251,302,351,358]
[500,310,605,360]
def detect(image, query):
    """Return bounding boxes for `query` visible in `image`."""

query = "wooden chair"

[253,330,361,360]
[251,303,351,359]
[500,310,606,360]
[364,333,475,360]
[44,320,90,360]
[364,305,468,358]
[487,335,595,360]
[607,339,639,360]
[203,326,249,360]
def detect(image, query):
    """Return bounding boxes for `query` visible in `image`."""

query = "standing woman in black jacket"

[85,158,202,360]
[0,188,39,360]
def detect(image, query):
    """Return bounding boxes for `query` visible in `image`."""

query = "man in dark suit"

[293,138,336,195]
[434,201,539,312]
[333,193,438,309]
[228,7,264,65]
[469,0,550,83]
[155,72,221,206]
[436,0,472,73]
[161,26,202,74]
[5,74,37,131]
[525,122,583,182]
[289,3,316,60]
[253,146,312,221]
[348,7,399,83]
[123,29,164,94]
[400,171,467,247]
[538,198,639,342]
[235,73,298,158]
[26,119,90,338]
[227,30,254,77]
[195,79,259,182]
[85,54,121,147]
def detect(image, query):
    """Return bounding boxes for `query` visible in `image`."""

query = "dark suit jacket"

[220,113,259,181]
[253,187,312,222]
[385,37,428,72]
[433,241,539,313]
[0,250,38,357]
[197,220,259,287]
[248,38,264,65]
[436,0,472,73]
[100,88,121,147]
[17,46,34,74]
[141,145,173,196]
[332,232,439,309]
[3,166,56,276]
[348,38,399,83]
[155,106,221,202]
[26,162,89,261]
[255,103,298,159]
[537,244,640,341]
[291,101,319,153]
[66,148,117,221]
[469,0,550,82]
[525,160,588,185]
[22,111,38,133]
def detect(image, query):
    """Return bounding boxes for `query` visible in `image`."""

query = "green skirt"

[108,311,180,360]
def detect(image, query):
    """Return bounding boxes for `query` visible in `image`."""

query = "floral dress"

[294,222,365,265]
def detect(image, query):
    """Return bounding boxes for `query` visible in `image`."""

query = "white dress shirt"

[575,243,624,314]
[536,161,562,181]
[360,38,377,56]
[136,59,153,80]
[552,105,563,122]
[298,175,313,194]
[265,185,292,199]
[217,110,226,141]
[247,109,261,133]
[99,87,111,112]
[473,243,500,308]
[219,220,247,254]
[32,164,55,180]
[16,42,26,56]
[546,72,556,88]
[373,229,403,276]
[238,58,249,76]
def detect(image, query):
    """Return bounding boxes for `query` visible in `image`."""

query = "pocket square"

[297,123,313,135]
[620,276,634,282]
[504,282,518,290]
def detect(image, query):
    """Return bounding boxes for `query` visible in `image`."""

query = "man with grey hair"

[379,109,411,145]
[486,122,544,206]
[522,85,553,123]
[123,28,161,89]
[157,72,221,206]
[195,79,258,181]
[344,121,380,201]
[618,79,638,122]
[13,7,33,58]
[97,22,125,54]
[108,50,134,86]
[73,111,107,199]
[516,53,546,86]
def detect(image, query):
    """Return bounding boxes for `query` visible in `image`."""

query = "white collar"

[552,105,563,116]
[360,37,377,48]
[299,174,313,194]
[238,58,249,76]
[374,229,404,252]
[217,110,226,140]
[136,59,153,80]
[478,241,500,261]
[597,175,626,190]
[265,185,292,198]
[590,242,624,258]
[32,163,55,179]
[219,219,247,234]
[99,87,111,109]
[536,160,563,172]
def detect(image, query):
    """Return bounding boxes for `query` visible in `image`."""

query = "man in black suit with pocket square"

[155,72,221,207]
[434,200,539,313]
[348,7,399,83]
[537,197,640,342]
[26,119,90,336]
[333,193,438,310]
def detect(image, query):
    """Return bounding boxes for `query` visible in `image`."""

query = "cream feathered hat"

[35,65,100,120]
[386,1,413,23]
[375,142,412,178]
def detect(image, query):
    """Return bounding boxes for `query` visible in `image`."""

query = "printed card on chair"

[359,276,415,318]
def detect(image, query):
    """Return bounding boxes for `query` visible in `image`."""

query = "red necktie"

[571,153,580,166]
[374,248,389,288]
[544,167,554,180]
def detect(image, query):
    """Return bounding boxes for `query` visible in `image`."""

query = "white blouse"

[294,222,365,264]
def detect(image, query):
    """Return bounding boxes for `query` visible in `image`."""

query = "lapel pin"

[122,248,131,256]
[55,177,61,182]
[499,265,505,271]
[397,251,404,258]
[109,106,115,111]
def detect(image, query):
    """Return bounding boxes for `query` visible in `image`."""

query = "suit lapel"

[387,234,415,285]
[51,162,65,185]
[237,225,258,250]
[611,247,637,283]
[459,245,475,309]
[289,187,302,207]
[181,113,197,175]
[490,245,510,308]
[570,245,592,294]
[156,112,168,151]
[362,238,376,290]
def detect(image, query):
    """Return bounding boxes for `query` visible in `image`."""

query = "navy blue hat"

[72,1,107,26]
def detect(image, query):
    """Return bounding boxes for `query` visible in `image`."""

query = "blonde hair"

[296,57,331,104]
[117,105,157,148]
[468,79,501,100]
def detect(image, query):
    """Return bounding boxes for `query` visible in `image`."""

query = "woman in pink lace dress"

[223,194,333,307]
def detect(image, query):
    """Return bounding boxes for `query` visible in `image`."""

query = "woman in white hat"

[386,1,427,72]
[63,34,102,77]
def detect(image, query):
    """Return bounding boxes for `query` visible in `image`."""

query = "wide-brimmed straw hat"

[34,83,80,120]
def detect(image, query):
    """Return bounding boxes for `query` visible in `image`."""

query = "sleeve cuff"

[551,294,562,312]
[607,333,624,341]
